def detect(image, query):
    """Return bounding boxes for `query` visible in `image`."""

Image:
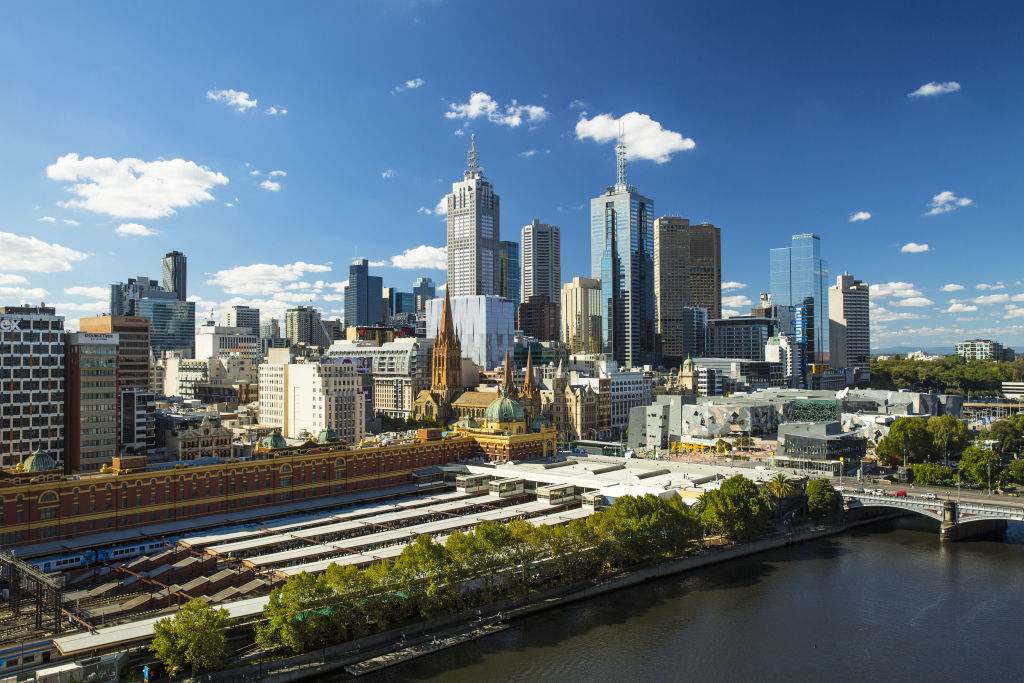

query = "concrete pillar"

[939,500,958,542]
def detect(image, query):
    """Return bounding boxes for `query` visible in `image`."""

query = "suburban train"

[26,538,182,573]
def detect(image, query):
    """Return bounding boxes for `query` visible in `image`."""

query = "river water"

[360,518,1024,682]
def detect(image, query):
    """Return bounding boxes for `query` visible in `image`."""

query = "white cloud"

[721,281,746,291]
[268,170,287,177]
[392,78,425,93]
[260,179,281,192]
[975,282,1005,290]
[46,153,228,219]
[389,245,446,270]
[925,190,973,216]
[63,219,79,226]
[945,303,978,313]
[972,293,1010,305]
[63,285,109,298]
[38,216,56,223]
[722,294,752,308]
[908,81,961,98]
[115,222,157,237]
[870,281,921,299]
[870,302,923,322]
[0,273,29,285]
[206,88,258,111]
[849,211,871,222]
[206,261,332,296]
[893,297,934,307]
[417,197,448,216]
[264,106,288,116]
[445,91,548,127]
[0,232,89,272]
[453,129,464,136]
[721,309,741,318]
[569,99,587,109]
[940,283,964,292]
[381,169,395,179]
[1005,306,1024,320]
[575,111,695,164]
[0,285,49,300]
[900,242,931,253]
[49,300,108,313]
[519,150,537,158]
[249,170,261,176]
[1012,293,1024,302]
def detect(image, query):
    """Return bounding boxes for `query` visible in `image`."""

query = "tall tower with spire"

[589,133,655,368]
[446,134,502,297]
[430,288,463,393]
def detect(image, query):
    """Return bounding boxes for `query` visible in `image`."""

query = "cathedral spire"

[521,347,538,399]
[500,348,515,397]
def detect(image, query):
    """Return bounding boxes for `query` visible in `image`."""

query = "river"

[358,518,1024,682]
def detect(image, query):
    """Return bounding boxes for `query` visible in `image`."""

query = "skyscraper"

[446,135,501,297]
[498,240,520,304]
[654,216,721,366]
[344,259,384,328]
[161,250,187,301]
[770,233,829,365]
[412,277,436,312]
[65,333,118,472]
[590,141,655,368]
[79,315,151,391]
[222,305,260,336]
[285,305,323,346]
[521,220,561,304]
[561,277,603,354]
[828,272,870,372]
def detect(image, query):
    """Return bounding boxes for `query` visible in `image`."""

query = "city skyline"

[2,2,1023,349]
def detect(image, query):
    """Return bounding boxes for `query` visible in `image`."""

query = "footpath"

[203,512,898,682]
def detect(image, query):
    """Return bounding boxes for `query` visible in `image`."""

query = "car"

[920,493,938,500]
[895,490,907,497]
[873,488,885,495]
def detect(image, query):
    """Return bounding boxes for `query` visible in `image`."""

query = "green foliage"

[698,475,772,541]
[805,479,841,518]
[1005,460,1024,485]
[927,414,969,464]
[871,355,1024,396]
[909,462,954,486]
[985,420,1022,455]
[150,599,230,676]
[763,473,795,518]
[958,446,1001,487]
[258,493,704,654]
[875,418,933,466]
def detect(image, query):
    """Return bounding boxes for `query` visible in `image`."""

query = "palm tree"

[764,473,794,519]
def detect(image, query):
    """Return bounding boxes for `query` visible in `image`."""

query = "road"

[835,478,1021,506]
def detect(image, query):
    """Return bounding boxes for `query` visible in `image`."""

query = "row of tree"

[875,415,1023,468]
[870,355,1024,396]
[151,476,841,672]
[909,448,1024,488]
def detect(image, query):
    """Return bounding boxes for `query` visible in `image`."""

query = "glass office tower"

[136,298,196,357]
[590,144,655,368]
[769,233,829,365]
[498,240,520,305]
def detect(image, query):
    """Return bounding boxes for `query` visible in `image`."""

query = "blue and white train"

[27,538,181,573]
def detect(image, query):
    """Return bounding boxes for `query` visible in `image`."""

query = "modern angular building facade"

[426,295,515,370]
[161,250,187,301]
[345,258,384,329]
[498,240,520,304]
[446,135,501,297]
[590,143,655,368]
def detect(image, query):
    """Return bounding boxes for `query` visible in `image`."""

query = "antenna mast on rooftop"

[615,121,628,186]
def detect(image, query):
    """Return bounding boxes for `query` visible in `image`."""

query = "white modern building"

[561,277,603,355]
[426,295,515,370]
[164,356,258,399]
[195,323,261,361]
[522,220,561,304]
[326,338,434,418]
[258,359,365,442]
[446,135,501,297]
[828,272,870,372]
[0,306,65,469]
[222,305,260,336]
[765,334,803,387]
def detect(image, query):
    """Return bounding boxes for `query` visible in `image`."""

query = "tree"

[986,420,1022,455]
[875,418,933,466]
[927,414,969,466]
[958,446,1001,488]
[763,473,794,518]
[805,479,841,518]
[258,572,341,654]
[1005,460,1024,486]
[151,599,230,677]
[698,475,772,541]
[909,462,954,486]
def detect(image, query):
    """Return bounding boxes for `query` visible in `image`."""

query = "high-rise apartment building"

[345,259,384,329]
[195,323,261,360]
[119,388,156,456]
[326,338,434,419]
[0,306,65,469]
[79,315,151,392]
[828,272,870,372]
[161,250,187,301]
[65,332,118,472]
[446,135,501,297]
[591,142,655,367]
[222,305,260,336]
[412,277,436,312]
[285,306,323,347]
[707,317,773,361]
[498,240,520,304]
[521,220,561,306]
[258,359,366,442]
[561,277,603,354]
[654,216,721,365]
[518,295,559,342]
[770,233,830,365]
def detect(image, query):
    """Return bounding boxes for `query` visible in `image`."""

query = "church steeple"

[431,288,463,392]
[500,349,517,398]
[521,347,538,399]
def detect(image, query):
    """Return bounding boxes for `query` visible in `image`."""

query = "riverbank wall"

[206,512,899,682]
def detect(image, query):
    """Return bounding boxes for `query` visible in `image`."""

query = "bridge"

[841,489,1024,541]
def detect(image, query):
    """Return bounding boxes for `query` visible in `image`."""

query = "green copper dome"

[260,431,288,449]
[455,415,479,429]
[317,427,341,443]
[682,355,695,370]
[531,414,552,431]
[22,448,57,472]
[484,394,525,424]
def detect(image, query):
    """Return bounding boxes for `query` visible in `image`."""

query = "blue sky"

[2,1,1022,350]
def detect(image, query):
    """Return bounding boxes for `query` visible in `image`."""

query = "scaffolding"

[0,551,90,637]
